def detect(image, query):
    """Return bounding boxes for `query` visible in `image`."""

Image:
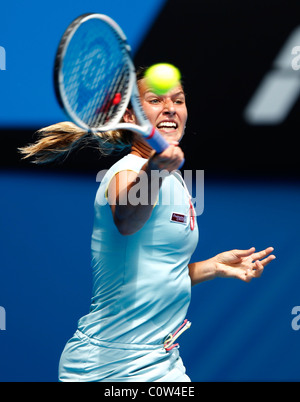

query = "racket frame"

[54,13,170,153]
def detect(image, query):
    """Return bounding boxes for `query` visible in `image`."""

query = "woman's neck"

[130,136,153,159]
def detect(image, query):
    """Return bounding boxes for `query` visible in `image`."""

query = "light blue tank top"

[77,154,199,346]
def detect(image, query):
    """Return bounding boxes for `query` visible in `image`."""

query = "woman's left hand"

[214,247,276,282]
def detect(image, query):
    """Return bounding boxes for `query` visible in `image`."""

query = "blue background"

[1,0,300,382]
[0,0,166,127]
[1,172,299,382]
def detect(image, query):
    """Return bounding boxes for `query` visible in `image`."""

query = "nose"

[162,99,176,115]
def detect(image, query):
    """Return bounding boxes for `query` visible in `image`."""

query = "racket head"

[54,13,135,132]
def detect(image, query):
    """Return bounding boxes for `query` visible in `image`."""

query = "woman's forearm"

[188,258,218,286]
[109,161,161,236]
[189,247,276,286]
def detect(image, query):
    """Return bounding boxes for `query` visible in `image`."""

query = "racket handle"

[146,128,185,169]
[146,127,169,153]
[178,159,185,169]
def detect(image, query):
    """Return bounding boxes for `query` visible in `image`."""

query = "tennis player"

[20,67,275,382]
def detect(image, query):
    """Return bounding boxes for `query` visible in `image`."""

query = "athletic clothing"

[59,154,199,382]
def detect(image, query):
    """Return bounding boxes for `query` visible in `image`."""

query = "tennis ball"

[145,63,181,95]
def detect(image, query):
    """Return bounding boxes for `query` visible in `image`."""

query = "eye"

[148,98,161,104]
[174,99,184,105]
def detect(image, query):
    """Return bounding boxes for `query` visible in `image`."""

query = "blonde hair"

[18,66,150,164]
[18,121,133,164]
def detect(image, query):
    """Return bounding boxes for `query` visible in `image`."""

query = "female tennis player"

[20,67,275,382]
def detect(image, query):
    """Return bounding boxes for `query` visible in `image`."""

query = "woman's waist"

[74,329,163,351]
[77,305,190,348]
[75,316,191,352]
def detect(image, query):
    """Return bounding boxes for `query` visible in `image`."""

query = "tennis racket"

[54,13,177,156]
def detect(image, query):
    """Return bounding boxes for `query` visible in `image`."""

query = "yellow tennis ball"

[145,63,181,95]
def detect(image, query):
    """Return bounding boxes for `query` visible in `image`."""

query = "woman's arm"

[108,163,159,235]
[107,143,184,235]
[188,247,276,286]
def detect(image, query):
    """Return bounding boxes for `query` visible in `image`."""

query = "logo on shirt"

[170,212,187,225]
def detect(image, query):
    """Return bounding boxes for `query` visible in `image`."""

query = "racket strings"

[61,18,132,131]
[91,62,128,127]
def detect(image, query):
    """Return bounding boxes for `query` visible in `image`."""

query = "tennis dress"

[59,154,199,382]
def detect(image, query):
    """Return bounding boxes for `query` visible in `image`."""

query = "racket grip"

[146,128,185,169]
[146,128,169,153]
[178,158,185,169]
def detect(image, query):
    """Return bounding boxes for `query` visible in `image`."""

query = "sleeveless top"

[77,154,199,346]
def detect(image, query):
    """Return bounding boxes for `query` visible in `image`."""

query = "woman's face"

[137,78,188,143]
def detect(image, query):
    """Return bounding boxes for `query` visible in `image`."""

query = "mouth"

[156,120,178,133]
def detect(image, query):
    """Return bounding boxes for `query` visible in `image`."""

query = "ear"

[123,108,136,124]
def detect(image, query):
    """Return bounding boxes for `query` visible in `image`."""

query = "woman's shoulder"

[109,153,147,174]
[95,154,147,205]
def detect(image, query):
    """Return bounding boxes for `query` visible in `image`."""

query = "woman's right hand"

[148,141,184,172]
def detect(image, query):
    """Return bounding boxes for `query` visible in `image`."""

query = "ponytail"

[18,121,133,164]
[19,67,150,164]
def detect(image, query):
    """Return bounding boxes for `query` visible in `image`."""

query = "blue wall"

[1,170,299,381]
[1,0,300,383]
[182,177,300,382]
[0,0,166,127]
